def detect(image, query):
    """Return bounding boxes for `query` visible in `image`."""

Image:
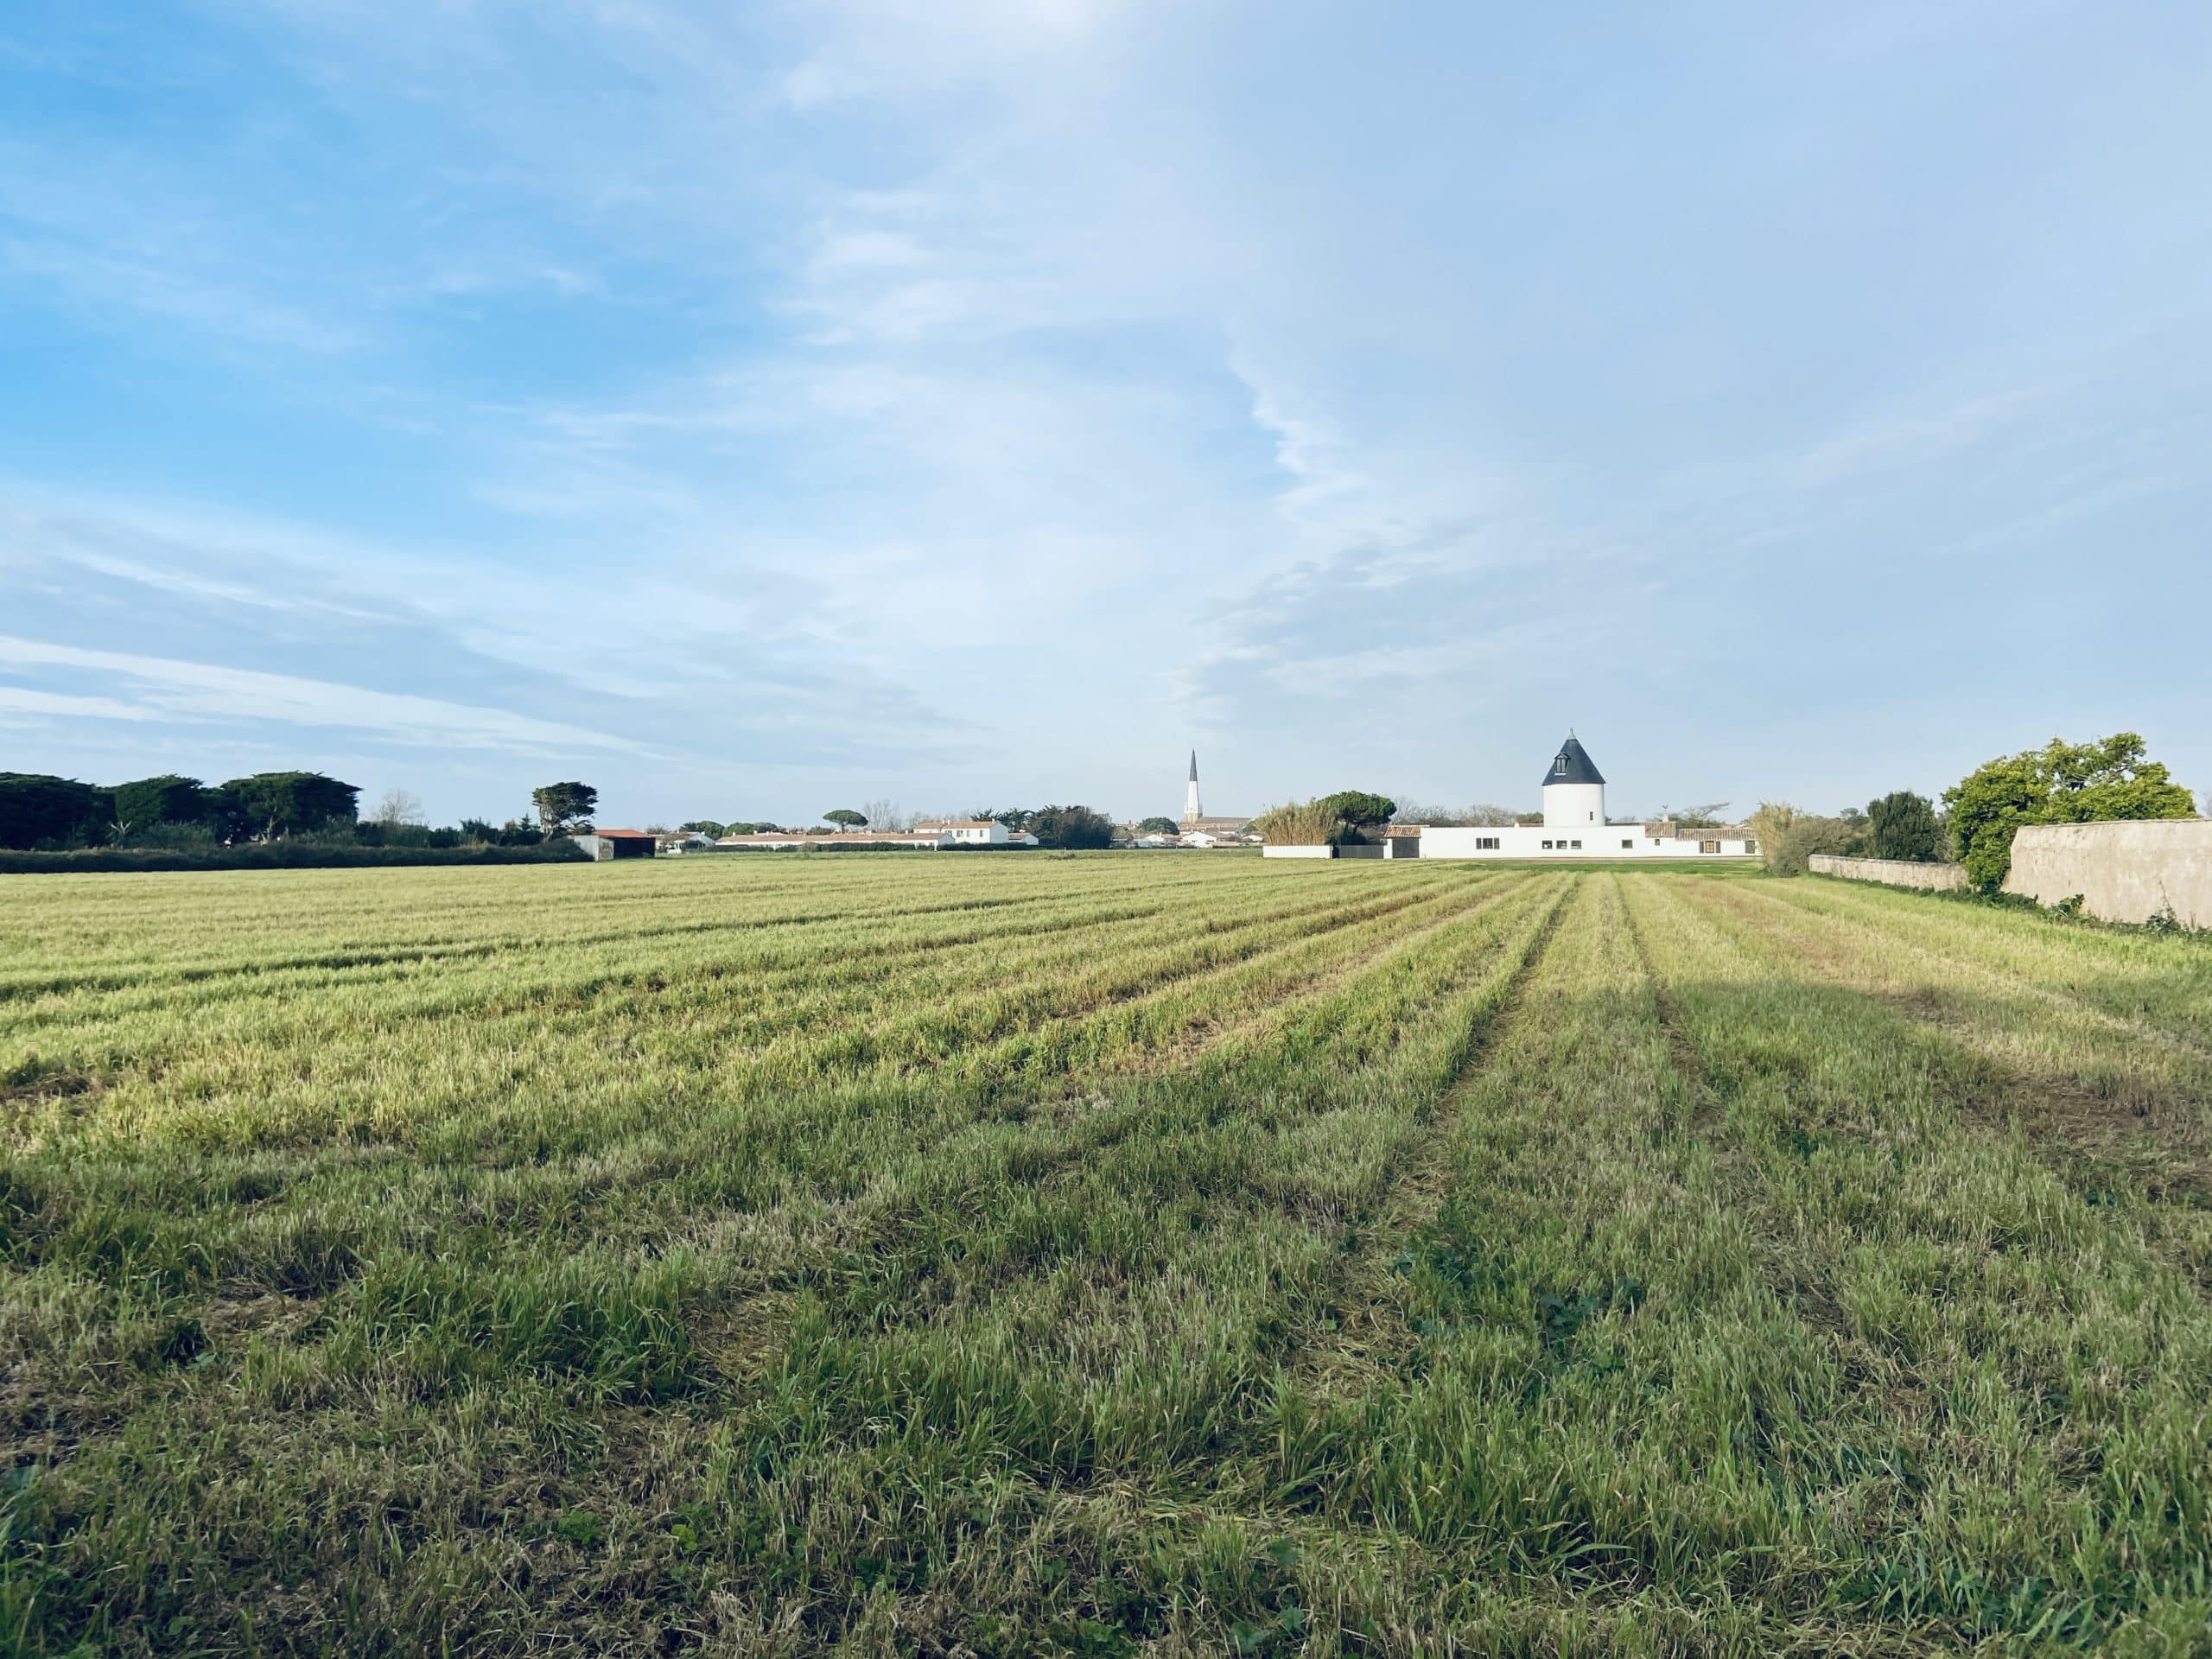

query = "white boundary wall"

[1261,844,1337,860]
[1808,855,1967,892]
[2004,821,2212,927]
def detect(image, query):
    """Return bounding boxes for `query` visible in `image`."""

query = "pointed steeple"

[1188,749,1199,784]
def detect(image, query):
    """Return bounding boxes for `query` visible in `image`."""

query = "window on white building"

[1541,840,1554,849]
[1571,840,1582,849]
[1700,840,1721,855]
[1621,839,1634,849]
[1477,836,1499,850]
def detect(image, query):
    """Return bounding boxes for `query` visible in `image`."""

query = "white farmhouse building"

[1267,734,1760,861]
[912,819,1040,847]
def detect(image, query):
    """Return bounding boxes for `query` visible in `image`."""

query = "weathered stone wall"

[1808,854,1968,892]
[2004,820,2212,927]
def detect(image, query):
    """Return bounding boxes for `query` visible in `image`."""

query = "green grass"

[3,855,2210,1655]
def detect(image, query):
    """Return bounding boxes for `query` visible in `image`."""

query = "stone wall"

[2004,820,2212,927]
[1808,854,1968,892]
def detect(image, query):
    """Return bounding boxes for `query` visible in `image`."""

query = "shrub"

[1866,791,1943,861]
[1249,799,1343,847]
[1770,816,1866,877]
[130,820,222,853]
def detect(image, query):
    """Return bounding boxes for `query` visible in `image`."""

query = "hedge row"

[0,843,588,876]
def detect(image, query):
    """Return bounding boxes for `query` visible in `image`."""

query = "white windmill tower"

[1541,732,1606,827]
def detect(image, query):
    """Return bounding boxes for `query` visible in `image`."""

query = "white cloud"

[0,636,639,753]
[0,687,162,722]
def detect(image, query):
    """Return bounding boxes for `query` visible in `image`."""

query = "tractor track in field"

[1697,881,2212,1200]
[1614,874,1726,1140]
[669,878,1561,1382]
[1253,874,1577,1403]
[1764,882,2212,1068]
[1683,880,2212,1300]
[1743,883,2212,1077]
[733,876,1572,1348]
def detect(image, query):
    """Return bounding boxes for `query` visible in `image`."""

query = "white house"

[715,830,950,851]
[912,819,1040,847]
[1266,734,1761,861]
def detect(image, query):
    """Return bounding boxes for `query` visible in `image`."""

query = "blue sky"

[3,1,2208,828]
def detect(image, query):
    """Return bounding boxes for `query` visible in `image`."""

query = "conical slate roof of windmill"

[1541,734,1605,786]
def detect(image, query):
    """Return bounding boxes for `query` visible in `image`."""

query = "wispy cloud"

[0,636,640,752]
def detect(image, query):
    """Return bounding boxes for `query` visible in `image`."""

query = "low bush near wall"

[0,842,588,875]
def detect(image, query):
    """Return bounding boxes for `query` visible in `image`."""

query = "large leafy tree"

[531,782,599,836]
[823,809,868,830]
[217,772,359,839]
[114,774,216,830]
[1027,804,1115,849]
[1135,816,1179,835]
[0,773,112,849]
[1313,791,1396,843]
[1944,733,2196,890]
[1866,790,1942,862]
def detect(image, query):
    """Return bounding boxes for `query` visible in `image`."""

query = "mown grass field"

[4,855,2212,1656]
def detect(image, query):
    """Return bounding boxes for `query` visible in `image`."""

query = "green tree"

[531,782,599,837]
[823,809,868,830]
[1027,804,1115,849]
[679,820,728,839]
[217,772,359,839]
[114,774,215,829]
[1944,732,2196,890]
[1309,790,1394,843]
[1135,816,1179,835]
[1866,790,1942,861]
[0,773,112,849]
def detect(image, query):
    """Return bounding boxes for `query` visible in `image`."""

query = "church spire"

[1184,750,1203,823]
[1188,749,1198,783]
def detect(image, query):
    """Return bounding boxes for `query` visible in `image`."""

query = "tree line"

[1752,732,2199,887]
[0,770,614,853]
